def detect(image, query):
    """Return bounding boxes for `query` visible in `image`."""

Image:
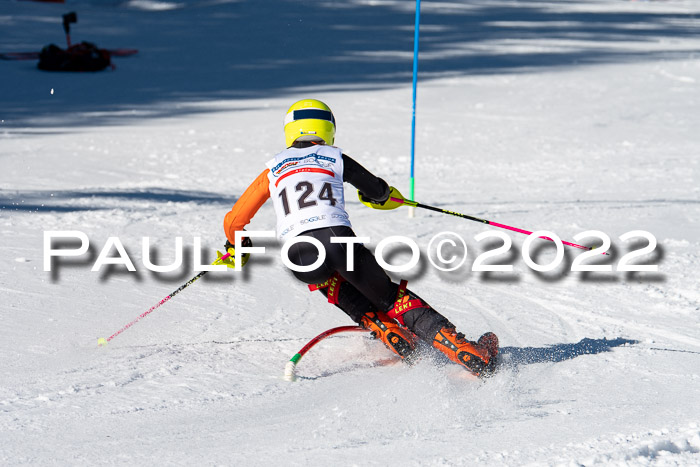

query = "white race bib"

[266,145,352,240]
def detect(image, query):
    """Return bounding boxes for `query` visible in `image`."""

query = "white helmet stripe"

[284,111,295,126]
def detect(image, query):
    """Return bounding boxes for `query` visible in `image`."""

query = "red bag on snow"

[38,41,111,72]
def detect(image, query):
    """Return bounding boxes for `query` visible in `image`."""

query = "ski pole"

[62,12,77,48]
[391,196,606,254]
[284,326,369,381]
[97,252,231,346]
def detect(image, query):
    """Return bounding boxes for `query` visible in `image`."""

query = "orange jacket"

[224,169,271,243]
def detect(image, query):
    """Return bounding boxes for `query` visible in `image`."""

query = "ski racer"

[221,99,499,377]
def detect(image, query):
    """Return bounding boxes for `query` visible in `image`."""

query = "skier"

[221,99,499,377]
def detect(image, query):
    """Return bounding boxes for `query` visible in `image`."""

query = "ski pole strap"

[387,280,424,325]
[396,279,409,300]
[307,281,328,292]
[307,272,345,305]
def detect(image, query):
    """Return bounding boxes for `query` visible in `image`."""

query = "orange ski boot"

[360,310,417,359]
[432,327,499,377]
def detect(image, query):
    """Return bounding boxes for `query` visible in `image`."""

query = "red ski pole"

[97,252,231,346]
[393,196,607,254]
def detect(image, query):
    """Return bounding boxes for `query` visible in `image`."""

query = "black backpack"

[38,41,111,72]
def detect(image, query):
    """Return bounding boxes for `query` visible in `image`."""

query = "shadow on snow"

[0,187,233,212]
[297,337,639,380]
[2,0,698,127]
[500,337,638,368]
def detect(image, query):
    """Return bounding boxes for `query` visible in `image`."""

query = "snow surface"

[2,0,700,465]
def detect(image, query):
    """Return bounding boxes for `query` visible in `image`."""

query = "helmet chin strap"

[291,141,324,149]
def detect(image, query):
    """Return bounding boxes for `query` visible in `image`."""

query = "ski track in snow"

[2,0,700,464]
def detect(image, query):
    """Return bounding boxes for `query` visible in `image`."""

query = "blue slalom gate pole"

[409,0,421,217]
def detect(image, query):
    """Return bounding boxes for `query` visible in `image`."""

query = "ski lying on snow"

[0,49,138,60]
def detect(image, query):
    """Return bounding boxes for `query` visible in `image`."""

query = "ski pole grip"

[395,197,418,207]
[63,12,77,34]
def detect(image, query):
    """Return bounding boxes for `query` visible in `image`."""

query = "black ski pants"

[285,226,449,340]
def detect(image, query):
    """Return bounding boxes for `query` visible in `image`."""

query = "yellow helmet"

[284,99,336,147]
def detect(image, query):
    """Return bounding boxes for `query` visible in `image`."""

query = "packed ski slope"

[2,0,700,465]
